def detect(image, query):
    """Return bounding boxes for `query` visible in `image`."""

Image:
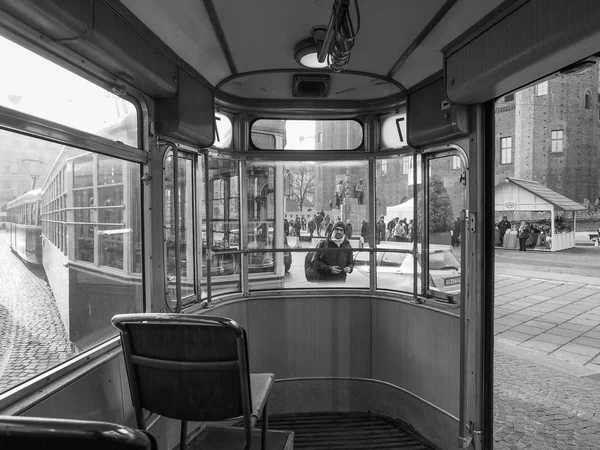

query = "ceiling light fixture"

[294,26,328,69]
[294,0,361,72]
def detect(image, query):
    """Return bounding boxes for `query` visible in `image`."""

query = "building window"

[317,132,323,144]
[500,137,512,164]
[551,130,563,153]
[402,156,411,174]
[535,81,548,96]
[380,159,388,175]
[452,156,462,170]
[585,93,592,109]
[504,93,514,102]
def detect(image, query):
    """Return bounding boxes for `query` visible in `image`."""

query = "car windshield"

[429,251,460,270]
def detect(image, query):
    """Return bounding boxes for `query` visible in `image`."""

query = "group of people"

[285,211,357,241]
[497,216,532,252]
[384,217,413,242]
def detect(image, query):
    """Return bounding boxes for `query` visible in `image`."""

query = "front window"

[251,119,363,150]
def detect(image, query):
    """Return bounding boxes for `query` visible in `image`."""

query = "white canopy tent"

[384,199,413,223]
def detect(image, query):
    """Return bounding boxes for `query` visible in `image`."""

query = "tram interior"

[1,0,599,449]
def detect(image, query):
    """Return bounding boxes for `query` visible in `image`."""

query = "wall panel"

[371,299,460,416]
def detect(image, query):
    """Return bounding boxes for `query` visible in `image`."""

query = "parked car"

[231,226,292,273]
[354,242,461,301]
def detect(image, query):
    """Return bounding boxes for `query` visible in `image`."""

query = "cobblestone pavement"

[0,239,73,392]
[494,346,600,449]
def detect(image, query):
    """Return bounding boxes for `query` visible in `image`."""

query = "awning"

[496,178,585,212]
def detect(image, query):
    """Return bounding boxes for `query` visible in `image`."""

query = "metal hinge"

[458,421,483,449]
[468,210,476,233]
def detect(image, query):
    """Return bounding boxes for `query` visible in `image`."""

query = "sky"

[0,35,133,134]
[284,120,316,150]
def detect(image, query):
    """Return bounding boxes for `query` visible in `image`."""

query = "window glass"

[535,81,548,96]
[500,137,512,164]
[206,156,241,295]
[163,151,198,310]
[0,131,143,395]
[375,153,417,293]
[0,36,138,147]
[551,130,564,153]
[381,111,408,149]
[208,158,371,291]
[426,155,465,303]
[251,120,363,150]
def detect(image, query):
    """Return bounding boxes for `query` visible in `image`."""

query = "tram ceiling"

[0,0,526,103]
[116,0,507,102]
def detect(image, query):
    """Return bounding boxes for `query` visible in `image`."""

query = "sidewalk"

[494,271,600,373]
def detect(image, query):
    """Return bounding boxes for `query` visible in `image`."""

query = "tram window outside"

[251,119,363,150]
[0,35,138,147]
[0,131,143,395]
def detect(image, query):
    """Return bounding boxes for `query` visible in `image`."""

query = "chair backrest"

[112,314,253,427]
[0,415,156,450]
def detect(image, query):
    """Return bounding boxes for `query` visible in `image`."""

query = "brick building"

[495,65,600,204]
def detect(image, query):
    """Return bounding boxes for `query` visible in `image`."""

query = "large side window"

[0,36,142,395]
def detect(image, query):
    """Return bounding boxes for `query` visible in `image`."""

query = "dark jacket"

[498,219,511,234]
[310,238,355,282]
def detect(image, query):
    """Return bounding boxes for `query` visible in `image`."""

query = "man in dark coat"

[310,220,355,283]
[307,218,316,239]
[314,213,324,236]
[497,216,511,246]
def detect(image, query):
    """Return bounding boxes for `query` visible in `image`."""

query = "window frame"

[500,136,513,164]
[551,129,564,153]
[535,81,548,96]
[249,118,365,151]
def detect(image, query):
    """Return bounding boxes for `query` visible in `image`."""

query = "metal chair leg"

[261,401,269,450]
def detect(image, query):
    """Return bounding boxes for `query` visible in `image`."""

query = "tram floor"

[259,412,434,449]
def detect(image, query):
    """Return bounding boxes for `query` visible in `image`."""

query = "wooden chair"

[112,313,274,450]
[0,415,156,449]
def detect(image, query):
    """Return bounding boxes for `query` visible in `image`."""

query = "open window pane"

[251,120,363,150]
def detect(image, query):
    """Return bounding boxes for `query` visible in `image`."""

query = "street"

[2,233,600,447]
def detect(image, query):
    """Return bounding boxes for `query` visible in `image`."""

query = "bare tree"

[289,166,315,211]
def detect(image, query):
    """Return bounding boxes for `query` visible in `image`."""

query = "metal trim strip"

[0,106,148,164]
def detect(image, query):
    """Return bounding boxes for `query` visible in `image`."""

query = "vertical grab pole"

[458,208,471,448]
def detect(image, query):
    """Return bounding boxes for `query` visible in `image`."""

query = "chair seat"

[186,425,293,450]
[250,373,274,419]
